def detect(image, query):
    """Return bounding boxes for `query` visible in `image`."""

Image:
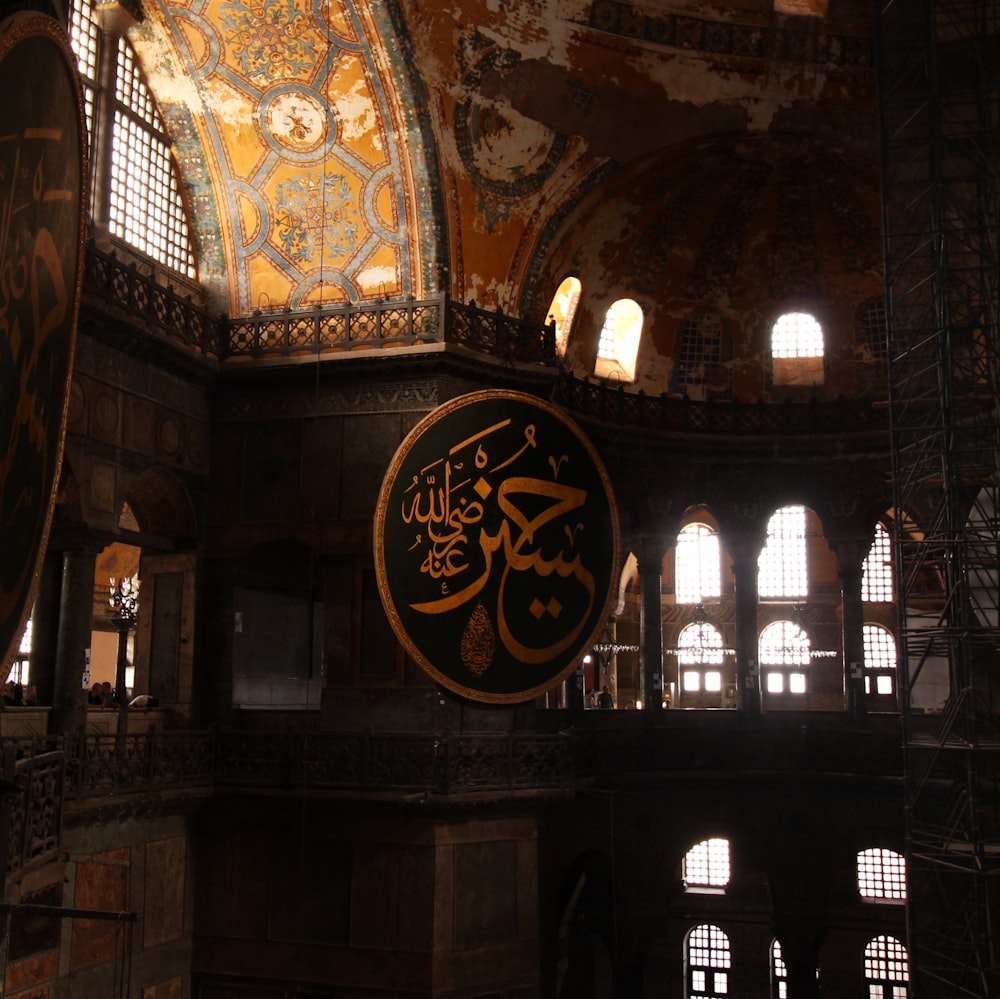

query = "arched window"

[69,0,197,277]
[863,624,897,698]
[771,311,824,386]
[595,298,643,382]
[759,620,810,694]
[857,848,906,903]
[546,276,582,357]
[678,622,725,696]
[770,939,788,999]
[857,297,889,363]
[864,935,909,998]
[683,838,730,891]
[673,309,727,396]
[758,506,808,599]
[863,523,894,602]
[7,619,32,686]
[676,523,722,604]
[686,924,732,999]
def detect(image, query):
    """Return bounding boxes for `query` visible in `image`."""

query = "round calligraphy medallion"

[374,390,620,703]
[0,14,86,669]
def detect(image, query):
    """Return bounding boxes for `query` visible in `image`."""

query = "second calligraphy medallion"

[374,390,620,703]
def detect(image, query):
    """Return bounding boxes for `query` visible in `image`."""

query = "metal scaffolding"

[875,2,1000,996]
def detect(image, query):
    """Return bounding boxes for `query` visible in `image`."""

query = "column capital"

[628,533,669,569]
[47,522,114,556]
[825,532,875,573]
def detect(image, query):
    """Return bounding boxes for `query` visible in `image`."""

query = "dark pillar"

[832,539,868,722]
[729,534,763,714]
[613,962,644,998]
[52,548,97,740]
[28,550,63,708]
[775,923,822,999]
[637,542,666,711]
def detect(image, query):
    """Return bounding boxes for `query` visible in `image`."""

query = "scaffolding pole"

[875,1,1000,996]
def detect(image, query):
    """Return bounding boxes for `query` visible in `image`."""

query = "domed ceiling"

[536,136,885,399]
[129,0,877,320]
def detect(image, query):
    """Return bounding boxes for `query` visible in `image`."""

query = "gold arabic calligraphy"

[400,418,596,667]
[0,121,74,622]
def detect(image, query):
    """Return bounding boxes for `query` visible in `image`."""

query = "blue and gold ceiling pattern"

[135,0,432,315]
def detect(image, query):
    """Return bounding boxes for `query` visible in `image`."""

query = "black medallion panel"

[375,390,619,703]
[0,14,86,665]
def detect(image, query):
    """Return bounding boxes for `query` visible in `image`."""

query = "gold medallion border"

[373,389,621,704]
[0,13,87,674]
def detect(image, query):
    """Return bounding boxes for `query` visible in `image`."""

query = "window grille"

[863,625,897,697]
[758,506,808,599]
[771,312,824,358]
[111,40,196,277]
[675,310,724,388]
[759,620,810,694]
[686,923,732,999]
[683,838,730,889]
[676,524,722,604]
[857,297,889,362]
[864,935,909,999]
[678,622,725,694]
[857,848,906,902]
[771,939,788,999]
[862,523,894,602]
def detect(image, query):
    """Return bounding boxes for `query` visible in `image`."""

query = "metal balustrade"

[82,241,556,366]
[1,729,573,879]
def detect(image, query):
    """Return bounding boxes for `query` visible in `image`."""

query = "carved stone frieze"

[216,380,440,421]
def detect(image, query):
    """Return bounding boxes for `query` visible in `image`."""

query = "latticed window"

[678,622,725,694]
[68,0,197,278]
[760,620,810,694]
[771,939,788,999]
[862,523,894,602]
[772,312,824,357]
[595,298,643,382]
[686,924,732,999]
[758,506,808,599]
[772,312,824,386]
[857,848,906,903]
[857,297,889,362]
[547,276,582,357]
[864,935,909,999]
[863,625,897,697]
[6,619,31,685]
[683,838,730,890]
[68,0,99,154]
[112,41,196,277]
[675,309,724,390]
[676,523,722,604]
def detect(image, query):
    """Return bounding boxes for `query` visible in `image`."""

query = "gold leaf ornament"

[461,602,496,676]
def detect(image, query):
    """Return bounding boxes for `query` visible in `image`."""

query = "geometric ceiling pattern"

[135,0,428,315]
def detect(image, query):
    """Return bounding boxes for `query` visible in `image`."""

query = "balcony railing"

[83,241,221,359]
[212,729,573,794]
[82,241,555,366]
[222,294,556,364]
[2,729,572,879]
[551,372,890,436]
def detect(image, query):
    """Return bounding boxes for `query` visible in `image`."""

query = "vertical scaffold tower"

[875,2,1000,996]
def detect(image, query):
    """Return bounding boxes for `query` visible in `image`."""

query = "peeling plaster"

[335,76,383,149]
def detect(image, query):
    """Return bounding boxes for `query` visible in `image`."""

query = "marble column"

[52,547,97,740]
[728,533,764,715]
[775,923,821,999]
[637,542,666,711]
[27,550,63,708]
[831,538,869,721]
